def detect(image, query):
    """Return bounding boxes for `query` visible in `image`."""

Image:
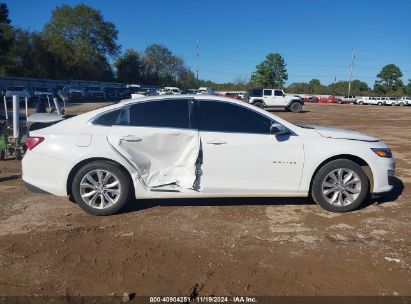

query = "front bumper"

[371,157,395,194]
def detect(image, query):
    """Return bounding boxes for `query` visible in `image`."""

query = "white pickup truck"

[248,89,304,113]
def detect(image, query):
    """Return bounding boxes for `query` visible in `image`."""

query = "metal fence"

[0,76,159,92]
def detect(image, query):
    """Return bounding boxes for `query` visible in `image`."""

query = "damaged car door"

[107,99,200,190]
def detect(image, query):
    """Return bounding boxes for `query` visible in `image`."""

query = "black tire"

[15,149,23,161]
[71,160,131,216]
[311,159,369,213]
[289,102,303,113]
[0,149,4,161]
[399,102,405,106]
[253,101,264,109]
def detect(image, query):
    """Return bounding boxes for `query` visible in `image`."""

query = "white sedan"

[22,95,395,215]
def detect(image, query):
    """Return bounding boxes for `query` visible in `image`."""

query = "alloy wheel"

[79,169,121,209]
[321,168,361,207]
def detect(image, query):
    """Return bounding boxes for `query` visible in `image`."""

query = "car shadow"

[121,196,314,213]
[363,176,404,208]
[266,108,310,113]
[121,176,404,214]
[0,174,21,183]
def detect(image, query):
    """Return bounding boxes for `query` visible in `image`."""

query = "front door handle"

[207,139,227,145]
[120,135,142,143]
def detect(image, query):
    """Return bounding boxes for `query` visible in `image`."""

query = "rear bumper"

[22,150,72,196]
[24,181,51,194]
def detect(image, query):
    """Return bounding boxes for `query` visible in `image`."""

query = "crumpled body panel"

[108,127,200,189]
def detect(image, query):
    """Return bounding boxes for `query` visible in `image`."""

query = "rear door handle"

[207,139,227,145]
[121,135,142,142]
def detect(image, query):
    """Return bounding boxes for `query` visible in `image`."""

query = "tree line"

[249,53,411,96]
[0,3,410,96]
[0,3,198,88]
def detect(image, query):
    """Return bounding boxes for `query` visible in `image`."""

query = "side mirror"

[270,123,289,135]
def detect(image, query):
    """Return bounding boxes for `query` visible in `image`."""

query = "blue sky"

[5,0,411,86]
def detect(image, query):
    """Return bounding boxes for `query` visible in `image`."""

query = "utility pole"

[347,48,355,96]
[196,39,199,88]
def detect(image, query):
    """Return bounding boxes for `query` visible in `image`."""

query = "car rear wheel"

[289,102,303,113]
[311,159,369,213]
[399,102,405,106]
[71,161,131,216]
[378,102,382,106]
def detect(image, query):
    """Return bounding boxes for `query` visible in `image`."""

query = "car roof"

[119,94,241,105]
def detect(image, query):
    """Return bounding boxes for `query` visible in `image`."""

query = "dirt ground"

[0,102,410,298]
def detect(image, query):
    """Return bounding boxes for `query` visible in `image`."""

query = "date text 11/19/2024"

[149,296,258,303]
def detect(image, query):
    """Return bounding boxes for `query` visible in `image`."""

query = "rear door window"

[129,99,191,129]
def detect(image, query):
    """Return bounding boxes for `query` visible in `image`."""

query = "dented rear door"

[107,99,200,190]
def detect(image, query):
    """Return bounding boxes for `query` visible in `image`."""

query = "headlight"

[371,148,392,158]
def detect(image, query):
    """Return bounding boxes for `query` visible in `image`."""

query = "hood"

[299,125,379,142]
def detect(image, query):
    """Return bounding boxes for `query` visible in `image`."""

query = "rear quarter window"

[92,109,122,126]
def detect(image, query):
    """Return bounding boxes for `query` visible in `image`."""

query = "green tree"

[142,44,186,86]
[3,29,57,78]
[115,49,142,84]
[0,3,14,74]
[350,79,370,95]
[308,79,321,93]
[374,64,403,94]
[287,82,309,94]
[250,53,288,88]
[405,80,411,96]
[176,68,197,89]
[42,4,119,80]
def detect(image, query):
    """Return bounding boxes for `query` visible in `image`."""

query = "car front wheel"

[311,159,369,212]
[71,161,131,216]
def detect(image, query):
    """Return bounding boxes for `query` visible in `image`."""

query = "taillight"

[26,136,45,150]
